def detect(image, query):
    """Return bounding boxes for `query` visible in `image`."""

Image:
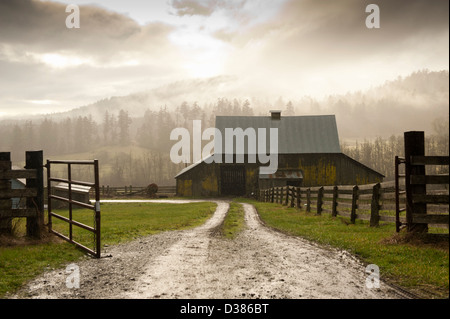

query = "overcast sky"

[0,0,448,117]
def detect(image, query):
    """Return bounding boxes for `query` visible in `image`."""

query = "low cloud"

[0,0,177,61]
[170,0,216,16]
[0,0,448,116]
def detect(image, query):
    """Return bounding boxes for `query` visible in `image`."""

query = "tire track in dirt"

[122,201,402,299]
[122,201,229,298]
[11,200,405,299]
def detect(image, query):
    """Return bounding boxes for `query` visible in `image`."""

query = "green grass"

[51,202,216,246]
[220,202,246,239]
[239,198,449,299]
[0,201,216,298]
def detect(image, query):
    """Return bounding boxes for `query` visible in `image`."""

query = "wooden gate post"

[370,183,381,227]
[306,188,311,212]
[284,186,289,206]
[332,185,338,217]
[316,186,324,215]
[404,131,428,233]
[290,187,295,207]
[26,151,44,238]
[296,187,301,209]
[350,185,359,224]
[0,152,12,235]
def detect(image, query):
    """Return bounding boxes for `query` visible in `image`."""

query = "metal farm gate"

[46,160,101,258]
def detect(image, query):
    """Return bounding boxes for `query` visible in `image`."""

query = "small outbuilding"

[52,182,91,209]
[11,166,26,209]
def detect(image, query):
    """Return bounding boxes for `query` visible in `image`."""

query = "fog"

[0,0,448,186]
[0,0,448,116]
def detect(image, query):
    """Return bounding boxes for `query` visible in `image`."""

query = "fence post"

[306,188,311,212]
[284,186,289,206]
[370,183,381,227]
[316,186,324,215]
[351,185,359,224]
[271,188,274,203]
[25,151,44,238]
[296,187,301,209]
[290,187,295,207]
[0,152,12,235]
[404,131,427,233]
[332,185,338,217]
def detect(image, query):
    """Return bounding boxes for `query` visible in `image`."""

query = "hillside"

[5,69,448,141]
[0,69,448,185]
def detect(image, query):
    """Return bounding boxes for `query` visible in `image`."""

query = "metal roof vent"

[270,110,281,120]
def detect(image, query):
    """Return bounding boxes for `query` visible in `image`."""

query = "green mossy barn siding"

[175,153,383,197]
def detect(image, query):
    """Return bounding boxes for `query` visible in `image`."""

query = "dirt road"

[12,200,405,299]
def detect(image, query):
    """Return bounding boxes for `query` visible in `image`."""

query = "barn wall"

[176,162,220,197]
[277,154,383,187]
[175,153,383,197]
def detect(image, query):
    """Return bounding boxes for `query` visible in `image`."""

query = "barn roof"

[214,114,341,154]
[175,114,342,178]
[174,154,212,178]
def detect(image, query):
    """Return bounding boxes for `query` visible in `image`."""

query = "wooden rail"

[0,151,44,238]
[96,185,176,198]
[260,132,449,233]
[258,180,448,229]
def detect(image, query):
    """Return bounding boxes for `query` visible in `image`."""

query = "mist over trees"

[0,70,448,186]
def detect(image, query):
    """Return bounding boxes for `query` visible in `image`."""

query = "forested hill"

[0,69,448,185]
[4,69,448,138]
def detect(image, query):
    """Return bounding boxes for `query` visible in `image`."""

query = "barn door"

[221,165,246,196]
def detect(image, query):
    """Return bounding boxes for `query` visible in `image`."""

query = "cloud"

[170,0,216,16]
[0,0,448,116]
[0,0,177,62]
[211,0,449,97]
[0,0,187,115]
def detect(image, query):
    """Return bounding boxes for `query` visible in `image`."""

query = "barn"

[175,111,383,197]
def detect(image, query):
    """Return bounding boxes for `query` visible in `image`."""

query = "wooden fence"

[96,185,176,198]
[0,151,44,238]
[258,180,448,230]
[259,132,449,233]
[404,155,449,231]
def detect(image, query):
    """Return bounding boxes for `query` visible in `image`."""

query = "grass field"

[0,201,216,298]
[238,198,449,299]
